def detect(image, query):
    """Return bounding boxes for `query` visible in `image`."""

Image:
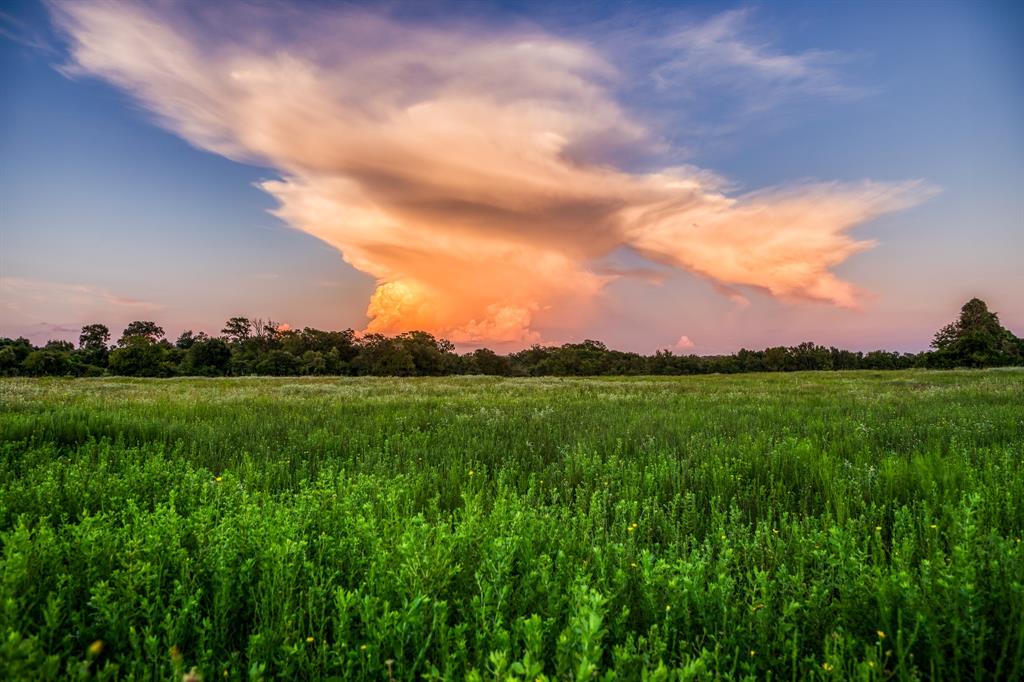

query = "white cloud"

[49,2,932,343]
[674,335,695,350]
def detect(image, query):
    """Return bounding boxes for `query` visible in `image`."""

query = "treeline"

[2,298,1021,378]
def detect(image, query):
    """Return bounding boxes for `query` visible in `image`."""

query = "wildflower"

[877,630,886,639]
[772,528,779,535]
[306,636,315,644]
[868,661,876,669]
[749,650,756,657]
[822,662,833,672]
[468,469,475,477]
[630,562,638,568]
[224,671,229,679]
[88,640,104,657]
[875,526,882,532]
[360,644,368,651]
[214,475,222,482]
[665,605,671,612]
[930,524,937,529]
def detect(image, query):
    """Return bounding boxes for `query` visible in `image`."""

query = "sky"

[1,0,1022,354]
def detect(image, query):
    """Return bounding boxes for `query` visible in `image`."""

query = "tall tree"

[221,317,252,344]
[118,321,165,346]
[931,298,1022,367]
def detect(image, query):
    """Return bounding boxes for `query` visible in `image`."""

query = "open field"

[2,371,1023,680]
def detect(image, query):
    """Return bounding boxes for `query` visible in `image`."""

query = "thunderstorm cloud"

[51,1,934,343]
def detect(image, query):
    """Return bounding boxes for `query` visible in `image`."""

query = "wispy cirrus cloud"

[0,276,163,342]
[48,1,933,343]
[654,8,865,113]
[1,276,161,313]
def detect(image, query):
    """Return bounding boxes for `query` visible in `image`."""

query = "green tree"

[175,330,209,350]
[255,349,300,376]
[22,349,71,376]
[931,298,1022,368]
[0,347,18,376]
[184,337,231,375]
[221,317,253,344]
[118,321,165,346]
[78,324,111,367]
[468,348,511,375]
[353,334,416,376]
[108,336,168,376]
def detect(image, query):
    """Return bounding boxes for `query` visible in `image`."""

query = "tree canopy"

[2,299,1020,377]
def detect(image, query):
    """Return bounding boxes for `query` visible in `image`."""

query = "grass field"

[2,371,1023,680]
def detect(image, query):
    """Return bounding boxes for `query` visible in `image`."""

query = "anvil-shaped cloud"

[51,1,934,343]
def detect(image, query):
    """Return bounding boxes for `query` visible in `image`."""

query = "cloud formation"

[50,1,933,343]
[0,276,163,343]
[654,9,862,110]
[674,335,695,351]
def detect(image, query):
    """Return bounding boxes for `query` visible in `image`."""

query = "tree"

[352,334,416,376]
[395,331,458,375]
[931,298,1022,368]
[23,349,71,376]
[468,348,511,375]
[0,347,18,375]
[108,335,168,376]
[175,330,209,350]
[184,337,231,375]
[222,317,252,344]
[44,339,75,353]
[118,321,165,346]
[79,324,111,366]
[254,349,300,376]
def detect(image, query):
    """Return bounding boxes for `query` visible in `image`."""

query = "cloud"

[0,276,163,343]
[1,276,161,313]
[49,1,933,343]
[674,335,695,350]
[654,9,863,112]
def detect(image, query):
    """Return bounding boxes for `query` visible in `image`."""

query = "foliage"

[1,300,1021,378]
[1,372,1022,680]
[930,298,1023,368]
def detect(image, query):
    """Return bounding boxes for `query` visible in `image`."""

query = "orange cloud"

[674,335,695,351]
[51,2,935,343]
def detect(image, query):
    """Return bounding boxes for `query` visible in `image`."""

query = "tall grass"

[2,370,1023,679]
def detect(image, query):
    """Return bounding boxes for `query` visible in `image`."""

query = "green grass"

[2,370,1023,680]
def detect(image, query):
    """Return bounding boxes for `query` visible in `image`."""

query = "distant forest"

[3,298,1021,378]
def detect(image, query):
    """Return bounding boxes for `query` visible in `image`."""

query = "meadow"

[1,371,1023,680]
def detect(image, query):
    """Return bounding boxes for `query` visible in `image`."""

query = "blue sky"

[2,0,1021,352]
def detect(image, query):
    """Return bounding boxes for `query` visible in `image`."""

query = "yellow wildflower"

[822,662,833,672]
[360,644,367,651]
[306,636,315,644]
[877,630,886,639]
[88,640,104,656]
